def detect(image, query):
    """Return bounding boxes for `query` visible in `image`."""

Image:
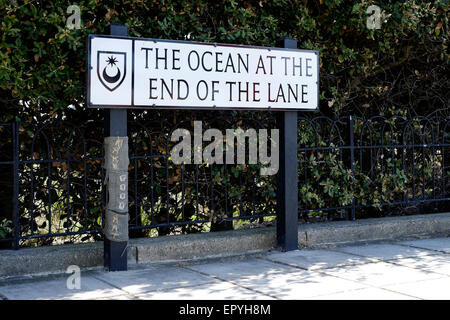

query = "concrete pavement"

[1,237,449,300]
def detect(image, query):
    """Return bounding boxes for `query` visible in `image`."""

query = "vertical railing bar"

[239,170,244,216]
[210,165,215,222]
[150,143,154,225]
[134,134,139,228]
[369,129,374,180]
[380,122,385,175]
[174,160,178,222]
[431,127,437,204]
[431,124,436,202]
[421,132,426,201]
[390,128,395,176]
[28,127,42,237]
[45,132,52,236]
[359,121,363,181]
[101,135,106,228]
[402,125,408,204]
[224,164,228,219]
[315,122,322,218]
[13,122,20,250]
[349,116,356,221]
[412,126,416,201]
[166,143,170,224]
[181,163,185,222]
[29,143,35,237]
[82,130,88,230]
[195,164,199,222]
[66,130,73,234]
[251,175,256,218]
[442,128,446,200]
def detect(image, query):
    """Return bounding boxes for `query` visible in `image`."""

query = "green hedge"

[1,0,448,121]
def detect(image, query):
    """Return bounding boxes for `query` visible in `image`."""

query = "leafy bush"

[0,218,12,239]
[1,0,448,121]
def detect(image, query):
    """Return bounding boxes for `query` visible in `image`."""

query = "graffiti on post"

[103,136,129,242]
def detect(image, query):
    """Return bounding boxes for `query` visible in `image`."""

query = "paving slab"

[188,258,298,280]
[188,259,367,299]
[333,243,438,261]
[382,277,450,300]
[398,237,450,253]
[265,249,376,270]
[93,265,217,295]
[309,287,419,300]
[322,261,442,287]
[387,254,450,276]
[135,281,275,300]
[234,271,369,299]
[0,275,124,300]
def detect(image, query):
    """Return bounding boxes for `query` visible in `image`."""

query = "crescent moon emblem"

[102,66,121,83]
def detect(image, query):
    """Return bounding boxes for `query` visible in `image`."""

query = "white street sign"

[87,35,319,110]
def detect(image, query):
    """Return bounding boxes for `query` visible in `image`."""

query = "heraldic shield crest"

[97,51,127,92]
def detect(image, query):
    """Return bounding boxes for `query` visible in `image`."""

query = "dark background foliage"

[1,0,448,122]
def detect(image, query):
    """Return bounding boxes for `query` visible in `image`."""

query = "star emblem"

[106,55,118,67]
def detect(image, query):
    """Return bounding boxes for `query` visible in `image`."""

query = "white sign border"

[87,34,319,111]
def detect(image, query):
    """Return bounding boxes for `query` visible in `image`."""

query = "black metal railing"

[0,114,449,249]
[298,116,450,221]
[126,115,277,237]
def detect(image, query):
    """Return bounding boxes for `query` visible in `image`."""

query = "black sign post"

[103,23,128,271]
[276,37,299,251]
